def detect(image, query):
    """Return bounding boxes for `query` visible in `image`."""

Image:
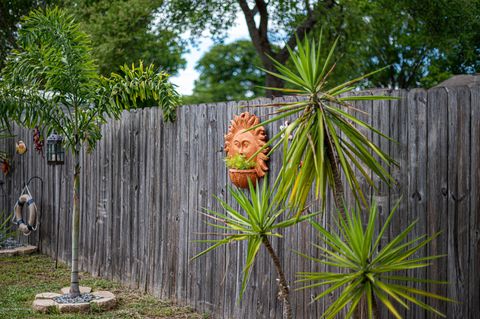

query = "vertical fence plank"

[151,107,164,296]
[447,86,471,318]
[406,88,428,319]
[426,87,449,316]
[468,86,480,319]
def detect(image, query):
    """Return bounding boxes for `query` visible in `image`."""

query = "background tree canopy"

[63,0,187,76]
[0,0,56,70]
[1,0,478,103]
[183,40,265,104]
[0,0,187,76]
[166,0,479,101]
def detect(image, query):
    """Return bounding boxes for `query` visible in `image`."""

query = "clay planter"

[229,169,258,189]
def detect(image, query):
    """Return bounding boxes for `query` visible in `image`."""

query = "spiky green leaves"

[258,34,397,209]
[296,202,453,319]
[193,180,318,299]
[0,7,179,152]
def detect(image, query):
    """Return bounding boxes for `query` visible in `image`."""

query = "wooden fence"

[0,86,479,318]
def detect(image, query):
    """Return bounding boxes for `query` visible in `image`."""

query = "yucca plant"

[256,33,396,210]
[193,179,318,319]
[296,202,452,319]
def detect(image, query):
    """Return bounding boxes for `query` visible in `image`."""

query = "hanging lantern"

[46,133,65,165]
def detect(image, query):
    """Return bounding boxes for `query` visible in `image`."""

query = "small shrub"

[224,154,256,170]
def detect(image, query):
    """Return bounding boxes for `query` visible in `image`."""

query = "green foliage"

[224,154,256,170]
[0,0,58,71]
[0,7,179,152]
[187,40,265,104]
[346,0,480,88]
[100,62,180,122]
[63,0,187,76]
[0,212,16,248]
[297,202,453,318]
[163,0,479,90]
[261,35,396,209]
[193,180,318,298]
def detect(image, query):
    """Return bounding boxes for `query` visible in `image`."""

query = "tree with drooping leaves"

[193,32,451,318]
[0,7,179,297]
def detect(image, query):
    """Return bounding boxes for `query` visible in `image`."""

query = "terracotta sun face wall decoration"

[224,112,269,180]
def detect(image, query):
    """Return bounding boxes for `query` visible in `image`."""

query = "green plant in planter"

[193,179,318,319]
[225,154,256,170]
[296,202,453,319]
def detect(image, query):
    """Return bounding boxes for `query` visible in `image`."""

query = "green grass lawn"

[0,253,208,319]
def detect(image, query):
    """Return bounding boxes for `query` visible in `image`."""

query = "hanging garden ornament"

[1,159,10,175]
[224,112,269,188]
[46,133,65,165]
[16,141,27,155]
[33,127,44,157]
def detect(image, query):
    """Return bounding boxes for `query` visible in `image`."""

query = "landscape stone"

[57,302,90,313]
[32,299,56,313]
[91,291,116,310]
[0,245,37,257]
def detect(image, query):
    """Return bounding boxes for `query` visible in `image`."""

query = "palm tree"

[0,7,179,297]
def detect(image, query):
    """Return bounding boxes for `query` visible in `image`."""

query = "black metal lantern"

[46,133,65,165]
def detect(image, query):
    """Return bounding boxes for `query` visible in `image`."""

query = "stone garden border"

[33,286,117,313]
[0,245,37,257]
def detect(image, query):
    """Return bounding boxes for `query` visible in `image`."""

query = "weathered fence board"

[1,86,479,318]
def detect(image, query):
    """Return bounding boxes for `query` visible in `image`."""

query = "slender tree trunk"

[371,293,380,319]
[324,129,345,212]
[69,148,81,297]
[261,235,292,319]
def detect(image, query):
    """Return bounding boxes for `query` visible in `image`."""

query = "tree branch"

[277,0,336,63]
[237,0,274,66]
[254,0,269,39]
[403,48,427,88]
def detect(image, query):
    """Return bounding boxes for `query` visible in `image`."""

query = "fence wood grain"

[1,86,478,318]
